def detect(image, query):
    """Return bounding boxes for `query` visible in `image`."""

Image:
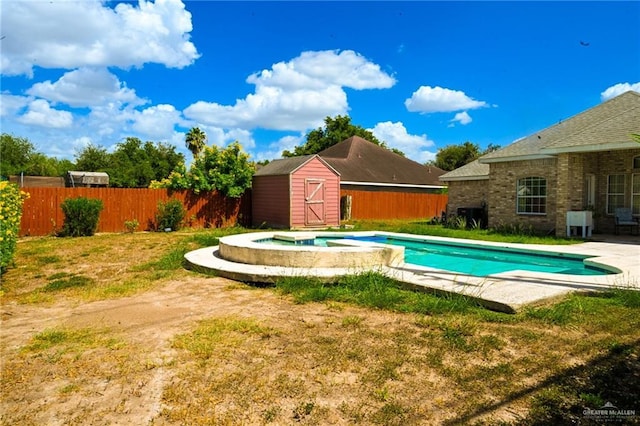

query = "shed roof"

[67,171,109,178]
[253,154,339,177]
[319,136,445,188]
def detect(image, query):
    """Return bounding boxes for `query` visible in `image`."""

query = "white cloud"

[131,104,182,138]
[253,134,306,162]
[449,111,473,126]
[0,93,30,117]
[405,86,487,113]
[27,68,144,108]
[370,121,436,163]
[0,0,199,77]
[248,50,396,91]
[601,82,640,101]
[184,50,395,132]
[17,100,73,128]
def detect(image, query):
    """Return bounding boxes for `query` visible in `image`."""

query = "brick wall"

[488,158,558,234]
[582,149,640,234]
[484,149,640,236]
[445,179,488,216]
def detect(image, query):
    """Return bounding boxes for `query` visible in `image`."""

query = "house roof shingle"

[440,90,640,181]
[481,90,640,163]
[318,136,446,188]
[438,159,489,182]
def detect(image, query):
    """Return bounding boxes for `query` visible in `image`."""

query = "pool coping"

[184,231,640,313]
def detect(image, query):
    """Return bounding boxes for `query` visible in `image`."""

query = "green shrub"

[124,219,139,233]
[0,181,29,273]
[60,197,104,237]
[155,199,185,231]
[491,221,536,236]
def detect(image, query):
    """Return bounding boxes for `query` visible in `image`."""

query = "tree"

[1,134,35,177]
[185,127,207,159]
[74,143,111,172]
[145,141,185,183]
[430,141,502,171]
[108,137,155,187]
[282,115,403,157]
[1,133,73,178]
[484,143,501,154]
[432,141,481,171]
[150,141,254,197]
[74,138,184,188]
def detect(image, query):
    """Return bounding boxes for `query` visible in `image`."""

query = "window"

[517,177,546,214]
[633,174,640,215]
[633,155,640,169]
[607,174,625,214]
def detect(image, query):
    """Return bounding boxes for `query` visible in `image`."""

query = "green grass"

[172,316,279,360]
[43,275,93,292]
[348,219,579,245]
[137,227,249,272]
[276,271,485,315]
[23,327,124,354]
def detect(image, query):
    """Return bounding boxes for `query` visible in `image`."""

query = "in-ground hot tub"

[217,231,404,269]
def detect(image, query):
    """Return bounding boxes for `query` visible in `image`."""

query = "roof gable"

[253,154,339,177]
[481,90,640,163]
[319,136,445,187]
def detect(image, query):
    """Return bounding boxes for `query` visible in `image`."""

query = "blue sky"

[1,1,639,165]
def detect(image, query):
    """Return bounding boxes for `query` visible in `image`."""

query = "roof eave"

[479,154,555,163]
[439,175,490,182]
[341,181,446,189]
[540,141,640,154]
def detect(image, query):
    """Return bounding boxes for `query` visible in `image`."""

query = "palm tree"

[185,127,206,158]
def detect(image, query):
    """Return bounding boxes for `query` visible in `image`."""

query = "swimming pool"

[258,235,613,276]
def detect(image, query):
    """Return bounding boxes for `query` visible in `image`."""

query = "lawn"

[1,222,638,425]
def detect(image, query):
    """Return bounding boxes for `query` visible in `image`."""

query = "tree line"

[1,134,184,188]
[1,116,500,195]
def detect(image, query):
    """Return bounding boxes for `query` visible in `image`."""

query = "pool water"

[260,236,613,276]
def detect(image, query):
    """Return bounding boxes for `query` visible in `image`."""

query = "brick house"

[440,90,640,236]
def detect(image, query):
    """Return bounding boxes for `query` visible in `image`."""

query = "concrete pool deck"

[184,231,640,313]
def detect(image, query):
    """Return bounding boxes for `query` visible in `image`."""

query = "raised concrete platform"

[184,231,640,313]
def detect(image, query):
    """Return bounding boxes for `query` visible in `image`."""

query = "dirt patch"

[1,275,414,425]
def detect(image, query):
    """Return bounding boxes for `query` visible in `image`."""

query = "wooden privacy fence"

[18,187,446,236]
[19,187,251,237]
[340,189,448,221]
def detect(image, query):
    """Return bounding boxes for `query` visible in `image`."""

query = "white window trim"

[632,173,640,215]
[516,176,547,215]
[606,174,626,215]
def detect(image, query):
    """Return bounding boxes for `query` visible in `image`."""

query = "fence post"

[340,195,352,221]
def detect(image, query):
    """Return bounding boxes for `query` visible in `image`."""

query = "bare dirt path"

[1,275,404,425]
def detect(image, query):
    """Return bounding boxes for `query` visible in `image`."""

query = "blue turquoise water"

[260,236,613,276]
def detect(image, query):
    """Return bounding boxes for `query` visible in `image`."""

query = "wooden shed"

[252,154,340,229]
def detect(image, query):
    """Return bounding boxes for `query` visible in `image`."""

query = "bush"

[124,219,139,233]
[60,197,104,237]
[155,199,185,231]
[0,182,29,273]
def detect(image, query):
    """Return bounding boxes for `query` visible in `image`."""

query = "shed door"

[304,178,326,225]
